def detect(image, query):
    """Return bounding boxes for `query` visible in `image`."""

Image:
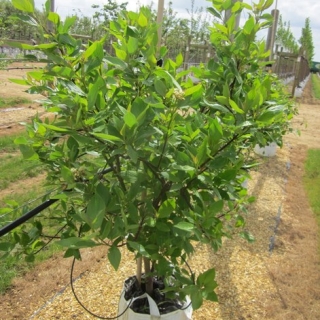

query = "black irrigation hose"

[0,166,114,238]
[0,187,60,220]
[70,256,133,319]
[0,199,58,237]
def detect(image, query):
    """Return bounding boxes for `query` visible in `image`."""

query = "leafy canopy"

[1,0,296,310]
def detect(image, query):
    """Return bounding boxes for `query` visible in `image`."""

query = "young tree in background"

[275,15,298,54]
[299,17,314,64]
[0,0,45,40]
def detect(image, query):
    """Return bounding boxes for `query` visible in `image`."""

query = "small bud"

[173,88,185,101]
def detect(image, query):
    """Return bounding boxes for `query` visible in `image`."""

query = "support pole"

[266,9,279,61]
[156,0,164,55]
[224,0,243,28]
[47,0,55,32]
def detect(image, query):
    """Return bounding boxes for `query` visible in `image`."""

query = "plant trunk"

[136,256,142,286]
[144,257,153,295]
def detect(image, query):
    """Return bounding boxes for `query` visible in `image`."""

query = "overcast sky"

[34,0,320,61]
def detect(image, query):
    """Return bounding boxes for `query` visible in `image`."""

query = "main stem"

[144,257,153,296]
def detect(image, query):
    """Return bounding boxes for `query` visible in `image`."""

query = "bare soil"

[0,62,45,136]
[0,65,320,319]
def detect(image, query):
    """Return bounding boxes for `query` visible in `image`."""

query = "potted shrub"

[2,0,296,318]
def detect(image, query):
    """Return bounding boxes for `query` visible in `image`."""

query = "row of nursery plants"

[1,0,297,318]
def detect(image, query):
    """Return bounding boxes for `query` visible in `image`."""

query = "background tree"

[299,17,314,64]
[275,15,299,54]
[0,0,45,41]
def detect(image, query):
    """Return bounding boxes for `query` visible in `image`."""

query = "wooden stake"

[156,0,165,55]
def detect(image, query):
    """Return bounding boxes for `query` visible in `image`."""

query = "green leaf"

[47,12,60,25]
[138,12,148,27]
[61,166,74,184]
[154,79,167,96]
[189,286,203,310]
[216,96,229,106]
[127,241,149,257]
[196,138,208,166]
[83,41,104,60]
[64,248,81,260]
[9,78,29,85]
[14,137,28,145]
[207,7,222,19]
[51,66,75,79]
[86,193,106,229]
[88,76,105,110]
[19,145,39,160]
[44,0,50,13]
[124,112,137,128]
[174,222,193,231]
[229,99,244,114]
[105,56,127,69]
[60,80,85,96]
[203,99,230,113]
[239,231,255,242]
[36,42,58,49]
[108,246,121,270]
[176,53,183,67]
[0,242,13,251]
[185,84,202,96]
[115,49,127,60]
[209,200,224,215]
[61,16,77,33]
[42,123,69,132]
[263,0,274,10]
[128,36,139,54]
[92,133,122,143]
[257,105,284,122]
[158,199,176,218]
[197,268,216,288]
[155,222,171,232]
[58,237,98,249]
[127,145,138,163]
[243,16,255,35]
[25,254,35,262]
[12,0,34,13]
[10,13,38,26]
[5,41,34,50]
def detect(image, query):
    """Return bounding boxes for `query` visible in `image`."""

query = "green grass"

[311,74,320,100]
[0,154,43,190]
[0,132,28,152]
[0,97,31,109]
[303,149,320,225]
[0,185,62,294]
[0,132,61,294]
[0,243,61,294]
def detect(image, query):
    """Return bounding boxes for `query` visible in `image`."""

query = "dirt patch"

[1,69,320,319]
[0,62,46,136]
[0,174,46,203]
[0,248,109,320]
